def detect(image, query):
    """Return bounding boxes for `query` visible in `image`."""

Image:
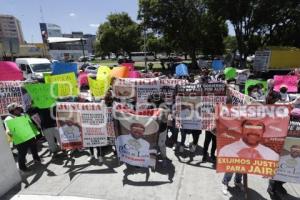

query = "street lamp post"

[144,26,147,72]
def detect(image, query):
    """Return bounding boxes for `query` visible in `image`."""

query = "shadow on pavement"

[1,183,22,200]
[228,186,267,200]
[122,159,175,186]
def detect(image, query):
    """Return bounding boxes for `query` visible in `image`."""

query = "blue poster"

[52,62,78,75]
[212,60,224,71]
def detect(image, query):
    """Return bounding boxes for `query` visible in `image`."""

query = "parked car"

[84,65,99,74]
[78,56,89,62]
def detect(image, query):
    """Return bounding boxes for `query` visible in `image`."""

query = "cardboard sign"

[216,105,290,177]
[212,60,224,71]
[24,83,58,108]
[245,80,267,95]
[88,77,109,98]
[52,62,77,75]
[6,115,39,145]
[45,72,78,97]
[274,75,298,93]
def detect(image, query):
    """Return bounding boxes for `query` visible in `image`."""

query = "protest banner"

[273,118,300,183]
[216,104,290,177]
[6,115,39,145]
[274,75,298,93]
[244,80,267,95]
[113,78,136,99]
[160,79,187,106]
[45,72,78,97]
[56,103,82,150]
[0,81,24,115]
[176,83,226,130]
[80,103,108,147]
[136,78,160,110]
[273,137,300,183]
[24,83,58,108]
[56,102,109,149]
[228,87,245,105]
[52,62,77,75]
[114,108,160,168]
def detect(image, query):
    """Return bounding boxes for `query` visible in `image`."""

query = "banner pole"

[243,174,248,200]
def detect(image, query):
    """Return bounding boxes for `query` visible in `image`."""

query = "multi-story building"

[40,22,96,60]
[0,14,25,56]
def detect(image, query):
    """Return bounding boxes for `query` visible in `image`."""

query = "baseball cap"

[7,103,22,112]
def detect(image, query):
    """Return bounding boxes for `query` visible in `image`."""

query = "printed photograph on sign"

[115,109,160,168]
[216,105,290,177]
[274,137,300,183]
[57,111,82,150]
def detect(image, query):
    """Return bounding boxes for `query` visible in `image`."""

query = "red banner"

[216,105,290,177]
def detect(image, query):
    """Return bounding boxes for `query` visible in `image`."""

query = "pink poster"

[274,75,298,92]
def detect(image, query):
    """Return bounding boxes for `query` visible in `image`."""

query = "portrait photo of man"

[218,120,279,161]
[116,115,159,167]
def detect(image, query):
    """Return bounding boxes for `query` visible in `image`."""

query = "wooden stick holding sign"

[243,174,248,200]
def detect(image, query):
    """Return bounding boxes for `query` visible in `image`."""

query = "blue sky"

[0,0,234,43]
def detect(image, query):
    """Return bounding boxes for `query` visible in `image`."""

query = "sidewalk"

[3,134,300,200]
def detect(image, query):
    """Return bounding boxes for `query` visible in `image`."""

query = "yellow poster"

[45,72,78,97]
[88,77,109,97]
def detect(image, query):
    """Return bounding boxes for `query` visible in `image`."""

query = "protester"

[202,130,216,163]
[39,107,61,157]
[222,173,244,195]
[4,103,41,172]
[266,91,290,200]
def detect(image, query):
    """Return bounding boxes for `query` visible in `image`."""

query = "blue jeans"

[222,173,242,185]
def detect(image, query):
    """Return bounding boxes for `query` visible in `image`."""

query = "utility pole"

[80,38,86,62]
[144,26,147,72]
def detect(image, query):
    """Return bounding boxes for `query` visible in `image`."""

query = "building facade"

[0,14,25,56]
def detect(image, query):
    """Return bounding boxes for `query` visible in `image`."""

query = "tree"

[206,0,300,66]
[138,0,227,68]
[224,36,238,53]
[96,12,141,57]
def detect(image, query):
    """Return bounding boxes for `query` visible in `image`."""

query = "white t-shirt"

[4,115,14,132]
[219,139,279,161]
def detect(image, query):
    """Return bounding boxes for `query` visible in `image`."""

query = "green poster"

[245,79,267,95]
[25,83,58,108]
[6,115,39,145]
[224,67,237,80]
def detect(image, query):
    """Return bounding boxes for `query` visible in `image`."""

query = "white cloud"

[69,13,76,17]
[89,24,99,28]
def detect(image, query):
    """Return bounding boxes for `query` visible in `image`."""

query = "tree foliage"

[206,0,300,65]
[138,0,228,67]
[96,12,141,57]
